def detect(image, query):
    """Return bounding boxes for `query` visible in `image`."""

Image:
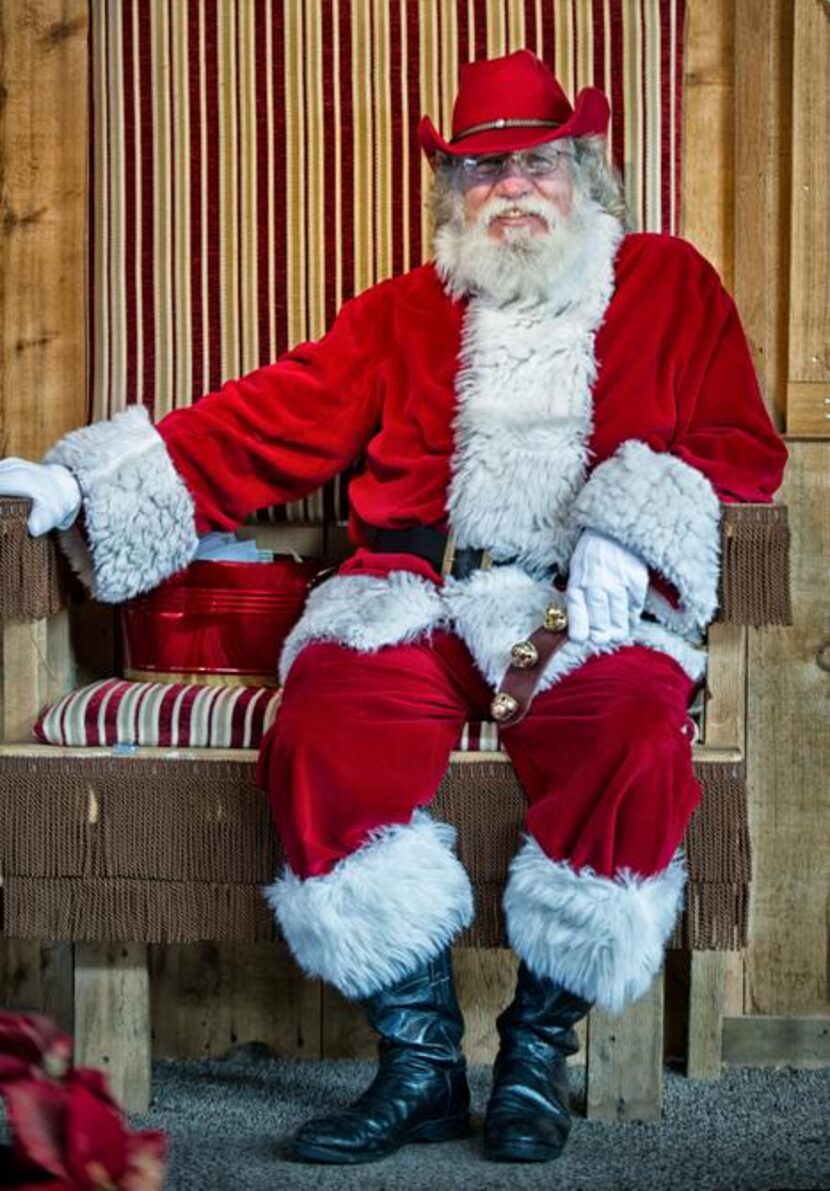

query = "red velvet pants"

[257,632,701,881]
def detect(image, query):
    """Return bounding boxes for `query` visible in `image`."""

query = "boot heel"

[409,1114,470,1143]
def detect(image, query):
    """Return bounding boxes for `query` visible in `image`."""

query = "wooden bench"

[0,499,791,1115]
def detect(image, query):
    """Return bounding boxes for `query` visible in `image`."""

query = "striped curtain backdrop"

[89,0,687,520]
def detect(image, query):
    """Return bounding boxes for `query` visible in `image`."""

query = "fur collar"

[446,212,623,576]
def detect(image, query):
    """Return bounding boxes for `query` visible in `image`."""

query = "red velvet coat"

[43,231,784,692]
[157,233,785,545]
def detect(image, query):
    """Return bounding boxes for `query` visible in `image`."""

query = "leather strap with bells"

[490,604,569,728]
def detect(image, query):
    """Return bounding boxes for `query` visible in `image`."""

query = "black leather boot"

[483,962,592,1162]
[289,948,470,1163]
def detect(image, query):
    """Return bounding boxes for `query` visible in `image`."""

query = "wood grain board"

[74,942,151,1113]
[786,0,829,396]
[0,0,88,459]
[586,973,664,1121]
[733,0,793,429]
[745,444,830,1014]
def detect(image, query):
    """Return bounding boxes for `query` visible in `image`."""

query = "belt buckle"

[441,530,457,577]
[442,534,493,578]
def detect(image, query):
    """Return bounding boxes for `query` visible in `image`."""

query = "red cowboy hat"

[419,49,609,158]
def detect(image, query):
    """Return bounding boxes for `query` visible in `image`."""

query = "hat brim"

[418,87,610,159]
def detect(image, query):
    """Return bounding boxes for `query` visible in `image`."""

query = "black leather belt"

[371,526,508,580]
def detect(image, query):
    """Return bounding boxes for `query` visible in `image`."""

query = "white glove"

[0,458,82,536]
[566,529,649,644]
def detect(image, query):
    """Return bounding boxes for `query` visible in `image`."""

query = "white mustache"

[480,196,557,230]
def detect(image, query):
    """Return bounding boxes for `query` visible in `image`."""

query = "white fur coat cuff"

[264,811,474,1000]
[503,836,686,1014]
[44,407,199,603]
[571,440,721,635]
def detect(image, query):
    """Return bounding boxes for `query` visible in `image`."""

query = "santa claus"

[0,50,785,1166]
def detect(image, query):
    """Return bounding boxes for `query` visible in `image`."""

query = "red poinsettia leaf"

[0,1009,73,1086]
[119,1132,168,1191]
[2,1077,70,1181]
[0,1054,33,1084]
[64,1076,128,1189]
[0,1013,72,1073]
[69,1066,122,1114]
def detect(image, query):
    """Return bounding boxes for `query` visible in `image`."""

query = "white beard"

[433,187,615,305]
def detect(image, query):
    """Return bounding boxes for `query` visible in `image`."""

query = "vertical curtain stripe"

[372,0,392,288]
[659,0,672,234]
[107,3,125,414]
[576,0,591,89]
[218,1,238,381]
[418,3,437,259]
[270,1,287,357]
[152,0,173,417]
[204,0,221,390]
[254,0,270,364]
[672,0,684,235]
[591,0,604,92]
[137,3,155,410]
[622,1,642,222]
[239,0,260,373]
[337,0,354,302]
[646,2,661,232]
[89,0,687,512]
[553,1,571,99]
[389,0,404,279]
[187,0,203,396]
[173,2,192,408]
[308,0,326,341]
[405,0,421,266]
[284,0,304,347]
[507,0,525,51]
[608,0,624,177]
[321,0,338,323]
[91,0,107,423]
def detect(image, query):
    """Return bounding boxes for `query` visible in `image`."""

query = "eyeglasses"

[457,148,574,184]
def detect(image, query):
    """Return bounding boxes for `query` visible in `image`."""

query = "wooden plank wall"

[0,0,88,457]
[1,0,827,1059]
[0,0,88,1035]
[741,0,829,1017]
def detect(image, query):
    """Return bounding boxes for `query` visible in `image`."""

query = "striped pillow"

[34,678,506,753]
[35,679,282,750]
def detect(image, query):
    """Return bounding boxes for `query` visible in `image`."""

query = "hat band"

[450,117,562,144]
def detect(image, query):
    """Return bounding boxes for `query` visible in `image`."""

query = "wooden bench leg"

[586,970,664,1121]
[74,942,151,1113]
[687,950,727,1078]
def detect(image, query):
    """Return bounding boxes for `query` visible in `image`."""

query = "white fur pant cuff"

[503,836,686,1014]
[264,811,474,1001]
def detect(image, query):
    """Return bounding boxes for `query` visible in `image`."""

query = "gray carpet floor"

[129,1051,830,1191]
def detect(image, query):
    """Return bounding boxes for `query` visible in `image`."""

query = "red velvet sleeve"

[156,287,388,533]
[671,281,788,504]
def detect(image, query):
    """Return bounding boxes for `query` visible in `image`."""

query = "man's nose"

[492,168,532,197]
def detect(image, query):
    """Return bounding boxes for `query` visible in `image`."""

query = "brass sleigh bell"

[510,639,539,669]
[543,603,568,632]
[490,691,520,722]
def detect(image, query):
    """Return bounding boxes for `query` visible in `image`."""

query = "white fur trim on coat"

[571,439,721,635]
[278,569,447,683]
[503,836,686,1014]
[280,562,708,695]
[447,212,623,577]
[44,407,198,603]
[264,811,474,1000]
[442,563,707,691]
